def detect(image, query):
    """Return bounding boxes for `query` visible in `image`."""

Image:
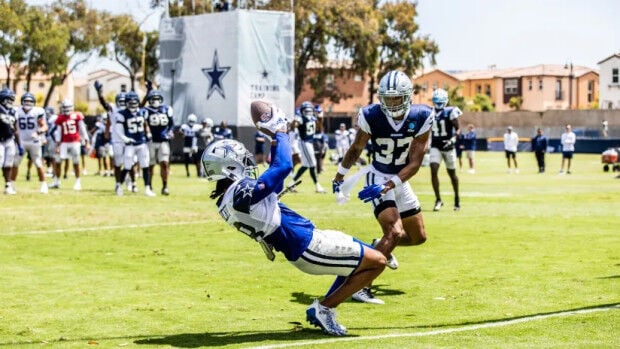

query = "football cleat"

[4,185,16,195]
[371,238,398,270]
[73,179,81,191]
[144,186,156,197]
[306,299,347,336]
[315,183,326,194]
[40,182,48,194]
[161,187,170,196]
[352,287,384,305]
[115,183,123,196]
[132,184,138,193]
[433,199,444,212]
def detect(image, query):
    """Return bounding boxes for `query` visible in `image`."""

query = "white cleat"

[144,186,156,197]
[371,238,399,270]
[4,185,16,195]
[40,182,49,194]
[315,183,326,194]
[115,183,124,196]
[352,287,384,305]
[73,180,82,191]
[306,299,347,336]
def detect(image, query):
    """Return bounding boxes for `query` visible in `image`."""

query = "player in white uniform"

[179,114,203,177]
[334,123,350,162]
[13,93,48,193]
[202,100,387,336]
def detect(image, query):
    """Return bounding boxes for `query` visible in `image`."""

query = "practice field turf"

[0,151,618,348]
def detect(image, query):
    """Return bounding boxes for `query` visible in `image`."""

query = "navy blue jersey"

[116,108,148,145]
[144,105,174,142]
[297,113,316,142]
[463,130,477,151]
[313,132,328,155]
[216,132,313,261]
[0,104,16,142]
[430,106,462,150]
[358,104,433,174]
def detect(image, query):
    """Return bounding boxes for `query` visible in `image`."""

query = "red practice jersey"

[55,112,84,143]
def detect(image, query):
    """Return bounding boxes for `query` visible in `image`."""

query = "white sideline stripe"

[248,304,619,349]
[1,220,211,236]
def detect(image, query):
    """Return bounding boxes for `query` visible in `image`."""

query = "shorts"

[59,142,81,164]
[124,143,149,169]
[429,147,457,170]
[562,151,573,159]
[298,140,317,167]
[15,141,43,167]
[505,150,516,159]
[149,141,171,165]
[365,166,421,218]
[467,150,475,160]
[0,139,16,168]
[289,229,362,276]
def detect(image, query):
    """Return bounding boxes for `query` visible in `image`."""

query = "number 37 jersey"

[358,104,433,174]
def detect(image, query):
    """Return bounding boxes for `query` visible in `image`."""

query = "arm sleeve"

[252,132,293,202]
[97,92,112,112]
[78,120,89,142]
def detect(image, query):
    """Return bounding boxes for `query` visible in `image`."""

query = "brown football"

[250,100,272,126]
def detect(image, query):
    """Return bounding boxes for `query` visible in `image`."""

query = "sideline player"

[13,92,48,193]
[144,89,174,195]
[332,70,433,303]
[428,88,461,211]
[290,101,325,193]
[201,100,386,336]
[53,99,90,190]
[0,88,19,194]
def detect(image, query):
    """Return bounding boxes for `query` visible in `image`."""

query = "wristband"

[337,163,349,176]
[389,175,402,187]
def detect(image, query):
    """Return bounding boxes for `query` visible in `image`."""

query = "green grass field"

[0,151,618,348]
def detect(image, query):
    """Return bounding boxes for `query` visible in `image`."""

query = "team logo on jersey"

[202,50,231,100]
[406,122,417,134]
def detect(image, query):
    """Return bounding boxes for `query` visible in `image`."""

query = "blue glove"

[94,80,102,92]
[358,184,385,203]
[17,144,24,156]
[332,179,343,194]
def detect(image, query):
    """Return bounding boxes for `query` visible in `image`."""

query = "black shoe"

[454,198,460,211]
[161,187,170,196]
[26,173,31,181]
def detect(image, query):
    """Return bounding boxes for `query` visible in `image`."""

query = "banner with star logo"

[158,10,294,128]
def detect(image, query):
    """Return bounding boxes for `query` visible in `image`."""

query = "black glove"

[94,80,102,92]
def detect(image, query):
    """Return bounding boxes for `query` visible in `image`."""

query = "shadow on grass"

[597,274,620,279]
[290,284,405,305]
[134,328,349,348]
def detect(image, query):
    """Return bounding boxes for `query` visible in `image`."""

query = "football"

[250,100,272,126]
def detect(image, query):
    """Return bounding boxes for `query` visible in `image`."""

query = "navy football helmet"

[21,92,36,111]
[0,88,16,108]
[125,91,140,113]
[147,90,164,108]
[299,101,314,119]
[115,92,127,109]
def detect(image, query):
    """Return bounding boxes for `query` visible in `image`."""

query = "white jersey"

[561,131,576,152]
[503,132,519,152]
[16,106,46,143]
[108,105,123,144]
[335,129,351,149]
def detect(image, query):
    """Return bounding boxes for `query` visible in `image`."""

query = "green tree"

[447,85,466,111]
[467,93,495,112]
[508,96,523,111]
[109,14,159,91]
[40,0,111,107]
[0,0,27,88]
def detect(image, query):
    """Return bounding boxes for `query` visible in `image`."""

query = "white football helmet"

[378,70,413,118]
[204,117,214,127]
[201,139,257,181]
[432,88,449,110]
[188,114,197,125]
[60,99,74,114]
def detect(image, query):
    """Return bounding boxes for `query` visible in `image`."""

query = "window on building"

[353,74,362,82]
[555,79,562,100]
[528,79,532,90]
[432,83,437,90]
[326,74,334,90]
[587,80,594,103]
[120,84,127,93]
[421,82,427,93]
[613,68,619,84]
[485,84,491,97]
[476,85,481,94]
[504,79,518,94]
[38,82,45,89]
[538,79,543,90]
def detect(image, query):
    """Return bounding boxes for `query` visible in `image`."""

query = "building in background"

[412,64,599,112]
[598,53,620,110]
[0,64,74,111]
[76,69,135,115]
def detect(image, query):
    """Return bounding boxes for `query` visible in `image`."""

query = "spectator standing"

[463,124,477,174]
[531,128,548,173]
[334,123,350,163]
[602,120,608,138]
[455,133,464,172]
[559,124,576,174]
[503,126,519,174]
[213,120,233,141]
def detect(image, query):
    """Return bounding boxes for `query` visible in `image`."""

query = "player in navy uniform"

[144,89,174,195]
[115,91,155,197]
[429,88,461,211]
[0,88,19,194]
[180,114,202,177]
[332,70,433,304]
[202,101,386,336]
[290,101,326,193]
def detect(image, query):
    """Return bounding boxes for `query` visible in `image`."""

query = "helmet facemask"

[149,96,162,108]
[378,71,413,119]
[201,140,257,182]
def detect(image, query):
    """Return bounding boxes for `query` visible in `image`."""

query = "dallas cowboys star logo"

[238,182,253,198]
[202,50,231,99]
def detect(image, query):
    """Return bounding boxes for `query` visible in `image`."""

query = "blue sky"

[27,0,620,72]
